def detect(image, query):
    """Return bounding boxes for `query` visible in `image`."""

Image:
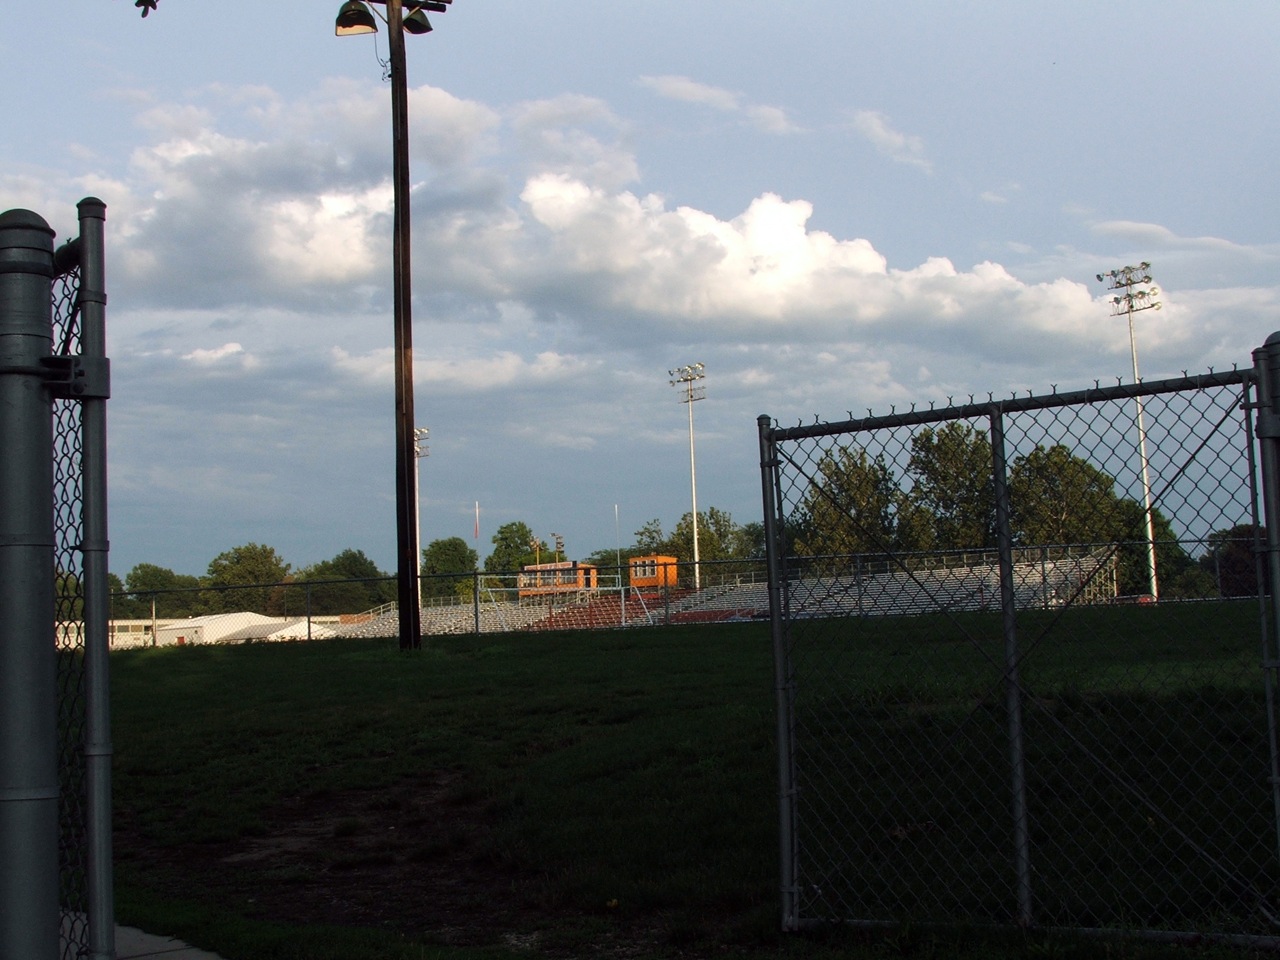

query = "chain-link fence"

[52,202,113,960]
[52,231,91,960]
[758,345,1280,941]
[1,200,113,960]
[108,558,772,645]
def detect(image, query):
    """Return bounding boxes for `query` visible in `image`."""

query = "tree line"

[105,423,1263,618]
[791,422,1255,599]
[106,506,772,619]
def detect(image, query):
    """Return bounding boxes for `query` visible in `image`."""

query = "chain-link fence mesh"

[51,262,90,960]
[761,367,1280,938]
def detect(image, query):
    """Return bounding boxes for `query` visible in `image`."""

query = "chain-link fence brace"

[758,345,1280,942]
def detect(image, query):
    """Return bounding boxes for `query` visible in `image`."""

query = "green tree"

[666,507,741,564]
[422,537,479,601]
[1111,499,1207,599]
[585,510,762,575]
[794,444,921,557]
[1201,524,1267,598]
[295,549,393,615]
[108,572,149,619]
[205,543,291,614]
[1007,445,1125,547]
[734,521,766,560]
[908,422,995,550]
[1006,444,1209,599]
[124,562,203,618]
[633,519,668,554]
[484,522,544,574]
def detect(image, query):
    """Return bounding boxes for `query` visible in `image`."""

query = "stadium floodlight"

[669,363,707,591]
[1098,263,1162,600]
[335,0,458,650]
[335,1,377,35]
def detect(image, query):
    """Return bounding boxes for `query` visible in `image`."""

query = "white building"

[154,612,336,646]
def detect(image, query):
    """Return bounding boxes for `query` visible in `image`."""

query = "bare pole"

[1098,263,1162,600]
[386,0,422,649]
[670,363,706,590]
[75,197,115,960]
[413,426,428,612]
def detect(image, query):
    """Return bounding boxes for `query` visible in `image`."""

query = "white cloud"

[182,342,248,364]
[638,75,740,111]
[262,185,392,284]
[331,345,591,393]
[851,110,931,173]
[638,74,797,135]
[1090,220,1268,258]
[511,95,638,189]
[745,104,799,135]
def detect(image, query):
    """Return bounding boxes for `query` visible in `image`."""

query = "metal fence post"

[74,198,115,960]
[1251,332,1280,876]
[0,209,60,960]
[759,415,799,929]
[989,407,1033,926]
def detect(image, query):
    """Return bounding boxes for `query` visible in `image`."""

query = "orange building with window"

[517,561,599,598]
[628,555,678,591]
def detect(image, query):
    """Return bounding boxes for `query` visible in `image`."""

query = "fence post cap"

[0,208,55,238]
[0,209,56,271]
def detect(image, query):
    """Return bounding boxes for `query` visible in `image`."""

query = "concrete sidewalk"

[116,924,228,959]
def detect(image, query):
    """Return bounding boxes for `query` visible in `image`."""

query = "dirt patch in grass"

[117,770,578,951]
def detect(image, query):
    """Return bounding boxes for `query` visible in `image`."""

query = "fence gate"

[759,337,1280,942]
[0,200,113,960]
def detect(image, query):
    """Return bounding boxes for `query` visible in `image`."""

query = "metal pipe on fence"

[73,198,115,960]
[759,415,799,930]
[0,208,60,960]
[1251,333,1280,876]
[989,407,1033,926]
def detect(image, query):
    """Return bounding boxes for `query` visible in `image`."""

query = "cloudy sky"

[3,1,1279,578]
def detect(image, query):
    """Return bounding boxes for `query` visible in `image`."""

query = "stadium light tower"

[669,363,706,590]
[335,0,457,650]
[413,426,429,609]
[1097,262,1162,600]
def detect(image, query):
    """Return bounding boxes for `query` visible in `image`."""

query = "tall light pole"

[413,425,429,609]
[1097,262,1162,600]
[669,363,706,590]
[336,0,454,649]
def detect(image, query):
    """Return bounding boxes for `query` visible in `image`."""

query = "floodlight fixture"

[335,0,378,35]
[403,9,433,33]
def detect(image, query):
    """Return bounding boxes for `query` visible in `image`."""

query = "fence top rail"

[764,367,1252,442]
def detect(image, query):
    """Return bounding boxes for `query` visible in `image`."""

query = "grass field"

[784,602,1277,935]
[110,614,1280,959]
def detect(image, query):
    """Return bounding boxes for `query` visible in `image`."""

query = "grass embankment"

[112,618,1273,959]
